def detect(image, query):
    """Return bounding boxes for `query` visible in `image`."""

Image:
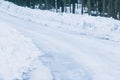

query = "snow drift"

[0,0,120,42]
[0,19,42,80]
[0,0,120,80]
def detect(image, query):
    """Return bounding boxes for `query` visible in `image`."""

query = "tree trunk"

[107,0,114,17]
[81,0,84,14]
[88,0,91,15]
[72,0,76,13]
[102,0,106,16]
[55,0,58,12]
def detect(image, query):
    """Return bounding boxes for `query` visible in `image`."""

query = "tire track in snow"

[1,9,120,80]
[14,27,92,80]
[10,25,120,80]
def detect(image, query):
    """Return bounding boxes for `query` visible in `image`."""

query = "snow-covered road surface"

[0,18,52,80]
[0,0,120,80]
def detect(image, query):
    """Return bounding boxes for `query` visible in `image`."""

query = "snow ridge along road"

[0,18,52,80]
[0,0,120,80]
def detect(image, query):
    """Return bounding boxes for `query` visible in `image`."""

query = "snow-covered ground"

[0,0,120,80]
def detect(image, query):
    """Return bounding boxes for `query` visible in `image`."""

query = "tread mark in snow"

[39,52,92,80]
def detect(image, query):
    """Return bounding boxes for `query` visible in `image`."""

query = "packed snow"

[0,17,53,80]
[0,0,120,80]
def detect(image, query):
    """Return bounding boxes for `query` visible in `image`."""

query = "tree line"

[82,0,120,20]
[5,0,120,20]
[5,0,78,13]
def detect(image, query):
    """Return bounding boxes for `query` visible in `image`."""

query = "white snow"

[0,4,52,80]
[0,0,120,80]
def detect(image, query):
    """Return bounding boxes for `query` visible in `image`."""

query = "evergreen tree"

[5,0,120,20]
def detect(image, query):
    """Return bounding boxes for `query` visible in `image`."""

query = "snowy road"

[0,1,120,80]
[0,11,92,80]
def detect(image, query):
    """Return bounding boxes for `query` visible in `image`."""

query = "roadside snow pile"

[0,20,41,80]
[0,0,120,42]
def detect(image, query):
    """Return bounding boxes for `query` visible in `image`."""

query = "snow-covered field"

[0,0,120,80]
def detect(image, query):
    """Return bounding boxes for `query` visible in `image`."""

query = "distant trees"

[5,0,120,20]
[86,0,120,19]
[5,0,78,13]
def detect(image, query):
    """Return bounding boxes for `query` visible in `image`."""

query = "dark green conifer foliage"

[5,0,120,20]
